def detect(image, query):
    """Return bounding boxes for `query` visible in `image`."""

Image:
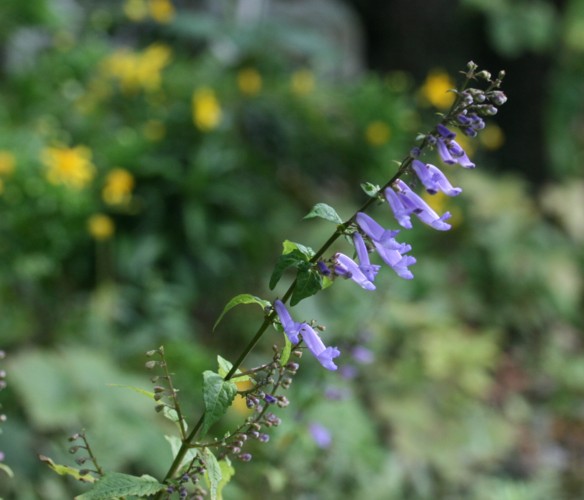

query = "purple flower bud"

[411,160,462,196]
[238,453,252,462]
[264,394,277,404]
[437,124,456,140]
[316,260,331,276]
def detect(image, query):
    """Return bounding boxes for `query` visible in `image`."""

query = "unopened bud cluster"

[165,455,207,499]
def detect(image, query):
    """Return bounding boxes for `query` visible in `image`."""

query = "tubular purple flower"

[437,123,456,139]
[300,324,340,371]
[393,180,452,231]
[274,299,302,344]
[334,252,376,291]
[308,422,332,449]
[353,232,381,283]
[411,160,462,196]
[384,187,413,229]
[449,140,475,168]
[436,138,456,164]
[355,212,416,279]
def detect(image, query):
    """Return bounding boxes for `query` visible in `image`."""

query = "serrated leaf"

[290,268,323,306]
[217,457,235,500]
[202,371,238,435]
[203,448,222,500]
[164,435,198,472]
[361,182,381,197]
[39,455,96,483]
[213,294,270,332]
[107,384,155,400]
[279,334,292,367]
[217,355,251,383]
[0,462,15,478]
[304,203,343,224]
[75,472,164,499]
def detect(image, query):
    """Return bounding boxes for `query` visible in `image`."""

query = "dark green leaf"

[290,268,323,306]
[213,294,270,332]
[269,250,307,289]
[303,203,343,224]
[201,371,238,435]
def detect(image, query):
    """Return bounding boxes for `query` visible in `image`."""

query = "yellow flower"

[0,151,16,176]
[102,43,172,94]
[43,145,95,189]
[149,0,175,24]
[88,214,115,240]
[237,68,262,96]
[142,120,166,141]
[419,69,456,109]
[479,124,505,151]
[291,69,315,95]
[192,87,222,132]
[103,168,135,206]
[365,121,391,146]
[422,191,463,228]
[123,0,148,21]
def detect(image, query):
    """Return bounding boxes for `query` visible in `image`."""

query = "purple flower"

[411,159,462,196]
[334,252,376,291]
[386,180,452,231]
[355,212,416,279]
[274,300,340,371]
[435,125,476,168]
[308,422,332,449]
[353,232,381,283]
[301,324,341,371]
[274,299,302,344]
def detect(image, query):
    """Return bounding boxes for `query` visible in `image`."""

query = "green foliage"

[201,371,238,436]
[303,203,344,224]
[213,295,270,333]
[75,472,164,499]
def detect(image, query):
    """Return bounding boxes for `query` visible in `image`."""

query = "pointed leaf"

[203,448,222,500]
[107,384,155,400]
[75,473,164,499]
[213,294,270,332]
[304,203,343,224]
[202,371,238,435]
[290,268,323,306]
[269,241,315,290]
[361,182,381,197]
[217,355,251,382]
[39,455,96,483]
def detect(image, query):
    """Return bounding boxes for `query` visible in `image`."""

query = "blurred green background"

[0,0,583,498]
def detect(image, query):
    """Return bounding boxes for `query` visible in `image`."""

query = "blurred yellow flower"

[479,124,505,151]
[192,87,222,132]
[0,151,16,176]
[88,214,115,240]
[149,0,175,23]
[43,145,95,189]
[142,120,166,141]
[237,68,262,96]
[103,168,135,206]
[123,0,148,21]
[419,69,455,109]
[291,69,315,95]
[102,43,172,94]
[422,191,463,228]
[365,121,391,146]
